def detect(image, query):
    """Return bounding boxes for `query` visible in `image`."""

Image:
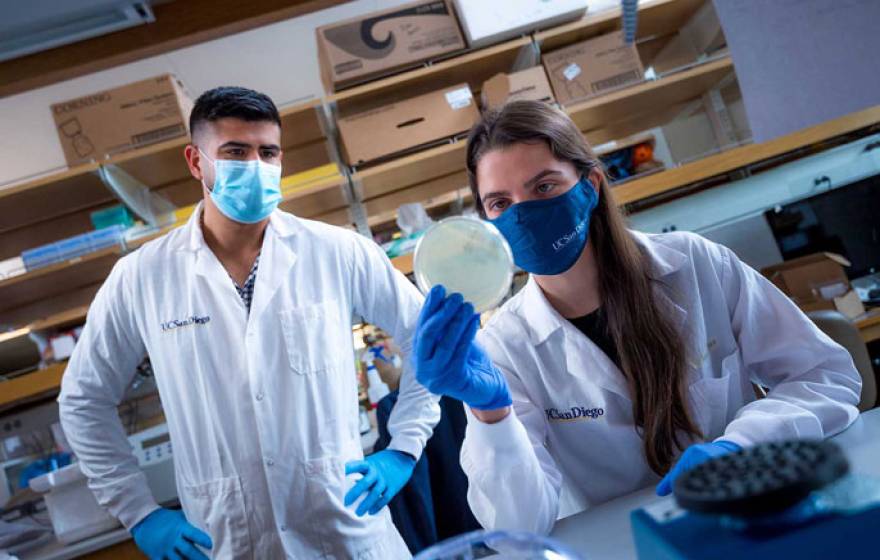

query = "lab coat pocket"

[688,351,737,439]
[304,456,381,547]
[280,301,344,375]
[181,475,252,559]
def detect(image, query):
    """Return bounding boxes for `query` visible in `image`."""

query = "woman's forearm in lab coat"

[460,404,563,535]
[717,244,861,447]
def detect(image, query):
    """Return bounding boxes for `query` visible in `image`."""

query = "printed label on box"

[445,87,473,109]
[563,63,582,81]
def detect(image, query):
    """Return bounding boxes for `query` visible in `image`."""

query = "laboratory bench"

[550,407,880,559]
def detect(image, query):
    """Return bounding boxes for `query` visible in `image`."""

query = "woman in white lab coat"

[412,100,862,535]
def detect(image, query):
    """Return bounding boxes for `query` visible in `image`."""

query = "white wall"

[0,0,412,187]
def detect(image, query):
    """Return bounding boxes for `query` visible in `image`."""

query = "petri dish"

[414,529,584,560]
[413,216,514,313]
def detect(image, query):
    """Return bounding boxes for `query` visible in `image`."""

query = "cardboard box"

[542,31,644,106]
[481,66,555,110]
[762,253,866,319]
[316,0,466,92]
[453,0,587,49]
[651,1,726,74]
[337,84,479,166]
[51,74,192,167]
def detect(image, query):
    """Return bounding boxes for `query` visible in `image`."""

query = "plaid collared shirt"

[232,252,260,313]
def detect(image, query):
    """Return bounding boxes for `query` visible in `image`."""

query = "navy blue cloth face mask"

[489,176,598,275]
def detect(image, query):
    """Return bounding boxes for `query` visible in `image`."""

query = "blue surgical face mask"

[200,150,282,224]
[489,176,598,275]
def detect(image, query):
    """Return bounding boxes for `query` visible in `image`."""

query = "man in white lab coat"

[59,87,439,559]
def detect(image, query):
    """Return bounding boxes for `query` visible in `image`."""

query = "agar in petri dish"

[413,216,514,313]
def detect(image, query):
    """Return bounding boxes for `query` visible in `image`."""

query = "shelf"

[279,165,348,220]
[535,0,705,52]
[856,310,880,344]
[0,164,348,329]
[0,361,67,412]
[29,305,90,332]
[0,99,333,261]
[329,37,533,117]
[0,246,121,325]
[368,187,473,231]
[612,103,880,205]
[355,142,467,201]
[391,254,413,276]
[565,56,733,132]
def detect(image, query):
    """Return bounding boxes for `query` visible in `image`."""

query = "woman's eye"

[537,182,555,194]
[490,200,510,211]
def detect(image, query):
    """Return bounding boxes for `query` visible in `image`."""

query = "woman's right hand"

[414,285,512,416]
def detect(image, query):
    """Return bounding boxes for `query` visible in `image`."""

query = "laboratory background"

[0,0,879,559]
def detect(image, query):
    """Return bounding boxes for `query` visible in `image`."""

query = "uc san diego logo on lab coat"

[545,406,605,423]
[160,315,211,332]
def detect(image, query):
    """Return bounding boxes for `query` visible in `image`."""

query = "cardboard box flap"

[482,73,512,110]
[763,252,852,274]
[761,251,853,302]
[481,66,555,110]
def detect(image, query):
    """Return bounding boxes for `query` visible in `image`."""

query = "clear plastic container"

[414,530,584,560]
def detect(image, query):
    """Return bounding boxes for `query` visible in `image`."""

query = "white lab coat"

[461,231,861,535]
[59,206,440,559]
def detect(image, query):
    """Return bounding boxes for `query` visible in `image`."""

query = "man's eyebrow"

[218,141,251,149]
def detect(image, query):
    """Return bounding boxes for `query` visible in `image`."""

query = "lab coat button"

[256,392,264,401]
[266,458,275,467]
[280,525,287,532]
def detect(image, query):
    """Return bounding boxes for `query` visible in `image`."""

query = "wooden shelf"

[612,103,880,205]
[29,305,90,332]
[354,141,467,202]
[0,99,333,261]
[0,164,348,329]
[279,166,348,220]
[564,56,734,132]
[368,187,473,231]
[329,37,532,117]
[535,0,705,52]
[0,246,121,325]
[856,310,880,344]
[0,361,67,412]
[391,253,414,276]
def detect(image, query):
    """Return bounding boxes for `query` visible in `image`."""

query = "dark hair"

[189,86,281,140]
[467,100,702,475]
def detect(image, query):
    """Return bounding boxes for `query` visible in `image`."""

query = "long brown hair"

[466,100,701,475]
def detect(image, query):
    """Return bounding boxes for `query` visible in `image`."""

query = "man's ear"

[184,144,203,182]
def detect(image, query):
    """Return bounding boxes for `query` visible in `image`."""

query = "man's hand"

[344,450,416,516]
[131,507,212,560]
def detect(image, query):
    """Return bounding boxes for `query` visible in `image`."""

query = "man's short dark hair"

[189,86,281,140]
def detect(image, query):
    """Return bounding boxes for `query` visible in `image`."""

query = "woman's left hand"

[656,440,742,496]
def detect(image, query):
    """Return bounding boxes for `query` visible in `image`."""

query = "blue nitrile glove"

[656,440,742,496]
[131,507,213,560]
[344,450,416,516]
[414,285,512,411]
